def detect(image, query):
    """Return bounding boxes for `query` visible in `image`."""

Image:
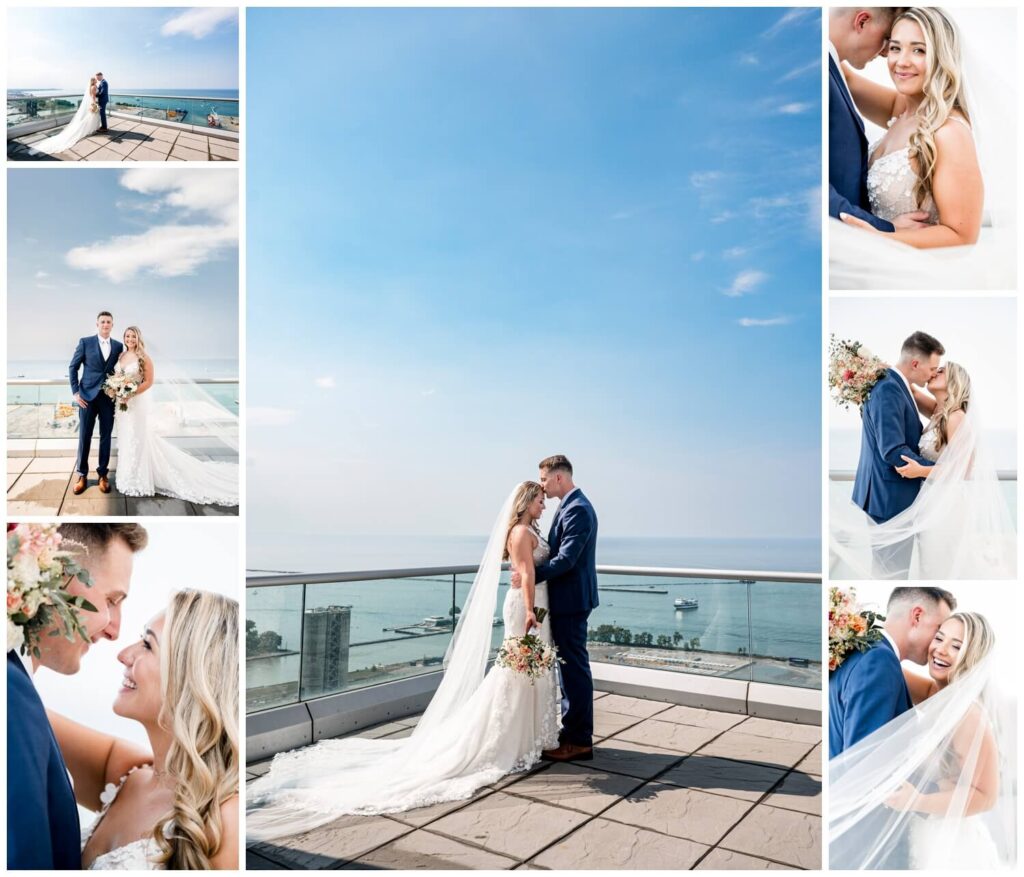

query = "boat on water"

[673,597,699,611]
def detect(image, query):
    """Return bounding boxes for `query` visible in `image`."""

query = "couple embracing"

[33,71,109,156]
[829,587,1012,869]
[831,331,1015,579]
[248,455,599,840]
[7,523,239,869]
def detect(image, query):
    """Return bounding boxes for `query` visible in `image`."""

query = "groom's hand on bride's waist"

[892,211,932,230]
[510,569,522,587]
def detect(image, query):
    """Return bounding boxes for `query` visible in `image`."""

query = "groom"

[828,8,929,232]
[8,523,147,869]
[70,311,123,496]
[96,71,109,132]
[853,331,942,577]
[514,455,599,762]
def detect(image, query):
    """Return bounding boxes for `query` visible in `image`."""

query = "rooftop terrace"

[247,692,821,870]
[8,116,238,161]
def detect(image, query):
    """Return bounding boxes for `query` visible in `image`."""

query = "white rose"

[12,553,40,590]
[7,619,24,654]
[856,345,874,359]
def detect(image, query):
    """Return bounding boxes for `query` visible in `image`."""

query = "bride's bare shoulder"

[934,114,976,156]
[509,524,538,549]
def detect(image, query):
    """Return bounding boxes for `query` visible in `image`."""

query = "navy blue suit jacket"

[828,55,894,232]
[96,80,109,107]
[7,651,82,869]
[69,336,122,402]
[852,369,933,522]
[535,489,599,615]
[829,638,912,758]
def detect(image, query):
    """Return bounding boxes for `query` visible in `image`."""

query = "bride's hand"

[885,780,919,811]
[896,456,927,479]
[524,610,538,633]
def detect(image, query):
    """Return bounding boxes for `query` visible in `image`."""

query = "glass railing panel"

[749,583,821,690]
[586,573,752,682]
[8,93,239,134]
[6,95,82,128]
[6,380,238,442]
[247,584,305,712]
[299,575,457,701]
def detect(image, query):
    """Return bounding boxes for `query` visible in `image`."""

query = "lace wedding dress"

[114,360,239,506]
[81,767,164,870]
[247,532,561,842]
[31,84,102,155]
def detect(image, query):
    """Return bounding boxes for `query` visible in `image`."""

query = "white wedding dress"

[246,530,561,842]
[30,84,102,155]
[81,767,163,870]
[114,359,239,506]
[830,406,1016,579]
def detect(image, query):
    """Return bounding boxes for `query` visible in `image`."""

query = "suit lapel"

[829,55,866,138]
[887,369,917,411]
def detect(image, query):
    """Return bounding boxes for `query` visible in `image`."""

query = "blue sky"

[7,169,238,365]
[7,7,238,89]
[247,8,822,556]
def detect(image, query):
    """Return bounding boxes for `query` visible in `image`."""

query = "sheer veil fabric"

[830,655,1016,869]
[246,484,561,842]
[830,406,1016,579]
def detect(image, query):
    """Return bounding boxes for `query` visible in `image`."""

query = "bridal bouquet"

[7,523,95,658]
[495,629,561,683]
[829,336,887,410]
[829,586,885,672]
[103,369,141,412]
[90,101,98,114]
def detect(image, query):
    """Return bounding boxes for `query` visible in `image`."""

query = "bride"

[49,590,239,869]
[30,78,103,156]
[830,612,1013,869]
[830,8,1015,289]
[830,362,1015,579]
[113,327,239,507]
[246,480,561,841]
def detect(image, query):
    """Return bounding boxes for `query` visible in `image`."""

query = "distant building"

[301,605,352,699]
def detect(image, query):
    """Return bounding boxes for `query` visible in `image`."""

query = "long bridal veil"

[31,82,101,156]
[830,654,1016,869]
[830,8,1017,290]
[830,405,1016,579]
[246,486,517,842]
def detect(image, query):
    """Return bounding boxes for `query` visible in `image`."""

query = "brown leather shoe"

[98,476,111,494]
[73,476,88,495]
[541,743,593,762]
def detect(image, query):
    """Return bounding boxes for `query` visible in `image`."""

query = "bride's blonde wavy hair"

[934,361,971,451]
[503,481,543,561]
[152,589,239,870]
[893,8,972,210]
[945,611,994,685]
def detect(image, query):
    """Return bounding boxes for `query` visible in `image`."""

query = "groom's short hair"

[58,523,149,557]
[539,454,573,476]
[901,331,945,359]
[888,586,957,613]
[97,310,113,320]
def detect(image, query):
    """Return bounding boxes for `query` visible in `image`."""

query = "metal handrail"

[830,469,1016,481]
[8,92,238,102]
[247,564,820,588]
[8,377,238,386]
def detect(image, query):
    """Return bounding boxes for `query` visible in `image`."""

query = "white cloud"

[722,247,748,259]
[690,170,723,189]
[778,102,815,115]
[777,59,820,83]
[248,407,298,427]
[762,8,817,39]
[739,53,760,66]
[710,211,736,225]
[738,316,793,327]
[65,170,238,283]
[690,250,706,262]
[420,388,437,397]
[161,7,238,39]
[725,270,768,297]
[35,270,49,279]
[314,376,336,389]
